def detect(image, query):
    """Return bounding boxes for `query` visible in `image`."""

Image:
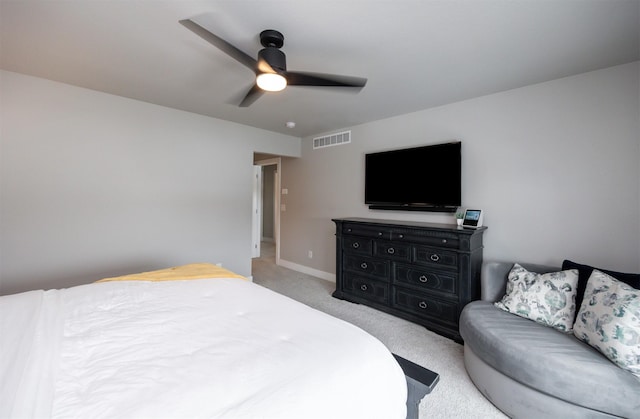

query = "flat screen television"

[365,141,461,212]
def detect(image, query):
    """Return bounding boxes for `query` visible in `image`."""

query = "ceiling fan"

[179,19,367,107]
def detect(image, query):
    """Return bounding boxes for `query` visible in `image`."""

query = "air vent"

[313,130,351,149]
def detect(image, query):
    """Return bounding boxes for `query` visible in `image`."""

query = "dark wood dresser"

[332,218,486,342]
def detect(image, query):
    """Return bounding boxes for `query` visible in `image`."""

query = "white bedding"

[0,278,407,418]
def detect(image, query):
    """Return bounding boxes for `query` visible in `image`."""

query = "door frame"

[253,157,282,264]
[251,165,262,258]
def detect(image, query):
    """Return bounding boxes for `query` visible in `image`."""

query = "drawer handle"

[360,262,368,270]
[347,228,352,232]
[399,234,404,239]
[387,247,395,255]
[361,284,368,291]
[352,242,360,249]
[419,275,428,283]
[430,254,440,262]
[378,232,383,236]
[418,301,428,309]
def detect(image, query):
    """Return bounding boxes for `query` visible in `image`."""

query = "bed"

[0,264,407,418]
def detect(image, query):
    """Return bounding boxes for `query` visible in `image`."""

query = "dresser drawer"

[395,264,457,295]
[344,255,389,280]
[343,237,373,255]
[343,224,391,240]
[414,246,458,268]
[392,230,459,249]
[343,274,389,304]
[393,288,458,323]
[374,242,411,262]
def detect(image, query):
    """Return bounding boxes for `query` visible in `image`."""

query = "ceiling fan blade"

[180,19,256,71]
[285,71,367,89]
[239,84,264,107]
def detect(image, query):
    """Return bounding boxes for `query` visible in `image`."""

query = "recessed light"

[285,121,296,129]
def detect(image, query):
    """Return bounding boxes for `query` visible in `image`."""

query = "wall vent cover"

[313,130,351,149]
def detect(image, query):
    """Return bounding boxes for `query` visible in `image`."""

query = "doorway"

[252,156,281,264]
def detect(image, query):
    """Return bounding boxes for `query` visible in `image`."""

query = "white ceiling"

[2,1,638,138]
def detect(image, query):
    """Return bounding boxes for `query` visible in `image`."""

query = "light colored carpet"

[252,243,506,419]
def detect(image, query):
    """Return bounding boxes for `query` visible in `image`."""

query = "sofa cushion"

[573,270,640,380]
[460,301,640,418]
[562,259,640,311]
[494,263,579,332]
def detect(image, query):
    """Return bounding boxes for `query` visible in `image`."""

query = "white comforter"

[0,278,407,419]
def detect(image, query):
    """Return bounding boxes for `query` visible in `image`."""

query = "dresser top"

[332,217,487,234]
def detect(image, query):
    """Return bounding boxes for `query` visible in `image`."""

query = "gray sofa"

[459,262,640,419]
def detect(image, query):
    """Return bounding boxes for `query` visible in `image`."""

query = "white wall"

[280,62,640,277]
[0,71,300,295]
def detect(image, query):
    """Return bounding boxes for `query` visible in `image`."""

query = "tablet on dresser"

[462,209,483,228]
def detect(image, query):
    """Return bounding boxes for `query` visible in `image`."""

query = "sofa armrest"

[481,261,561,302]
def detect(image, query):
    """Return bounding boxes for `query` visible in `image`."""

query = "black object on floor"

[393,354,440,419]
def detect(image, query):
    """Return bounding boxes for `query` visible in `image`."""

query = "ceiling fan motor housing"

[258,47,287,72]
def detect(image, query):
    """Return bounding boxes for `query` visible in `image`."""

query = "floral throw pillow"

[573,270,640,380]
[495,263,579,332]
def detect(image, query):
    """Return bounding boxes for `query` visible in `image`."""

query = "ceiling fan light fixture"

[256,73,287,92]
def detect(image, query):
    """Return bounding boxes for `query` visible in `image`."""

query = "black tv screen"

[365,142,461,212]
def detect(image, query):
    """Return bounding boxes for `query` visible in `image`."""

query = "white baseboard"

[278,259,336,283]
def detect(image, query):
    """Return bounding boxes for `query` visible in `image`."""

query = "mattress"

[0,276,407,418]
